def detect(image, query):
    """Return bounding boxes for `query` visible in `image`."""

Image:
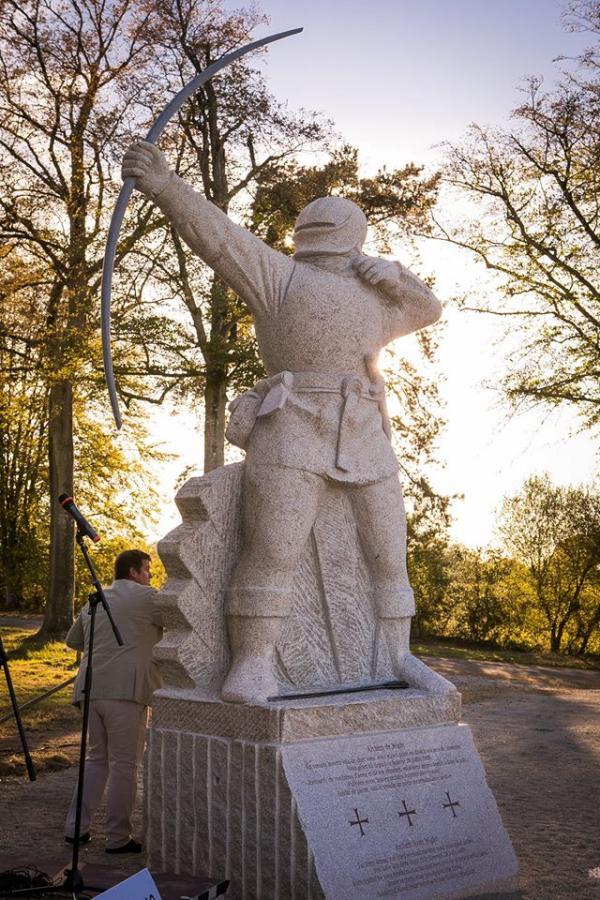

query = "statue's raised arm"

[122,141,295,319]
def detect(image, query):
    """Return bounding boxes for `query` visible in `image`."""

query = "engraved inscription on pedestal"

[281,724,518,900]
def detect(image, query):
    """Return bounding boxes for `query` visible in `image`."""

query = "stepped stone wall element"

[145,689,461,899]
[154,463,395,698]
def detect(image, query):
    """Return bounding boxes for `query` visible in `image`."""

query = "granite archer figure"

[123,140,447,704]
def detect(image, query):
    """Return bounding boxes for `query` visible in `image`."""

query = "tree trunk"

[550,623,562,654]
[1,532,22,609]
[40,380,75,637]
[576,613,600,656]
[203,375,227,472]
[2,582,20,610]
[577,632,590,656]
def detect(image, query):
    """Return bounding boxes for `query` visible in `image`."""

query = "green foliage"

[0,250,49,607]
[442,548,533,647]
[409,472,600,658]
[0,245,170,611]
[499,473,600,654]
[409,530,453,638]
[410,540,535,649]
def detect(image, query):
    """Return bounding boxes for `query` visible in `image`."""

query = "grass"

[0,627,81,777]
[413,636,600,670]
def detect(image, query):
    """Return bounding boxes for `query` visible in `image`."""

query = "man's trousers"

[65,699,147,849]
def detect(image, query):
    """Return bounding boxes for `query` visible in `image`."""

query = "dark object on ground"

[0,865,55,893]
[105,839,142,854]
[91,864,230,898]
[64,832,91,845]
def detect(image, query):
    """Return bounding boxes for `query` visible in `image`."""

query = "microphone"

[58,494,101,543]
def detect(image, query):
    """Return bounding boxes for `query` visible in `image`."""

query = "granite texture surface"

[151,687,461,743]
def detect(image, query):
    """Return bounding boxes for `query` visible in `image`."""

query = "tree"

[0,243,170,611]
[435,1,600,425]
[0,249,48,607]
[409,530,453,639]
[567,572,600,654]
[498,474,600,653]
[442,546,528,646]
[0,0,164,634]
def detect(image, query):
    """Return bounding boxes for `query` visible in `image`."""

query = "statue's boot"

[221,615,283,704]
[380,616,457,694]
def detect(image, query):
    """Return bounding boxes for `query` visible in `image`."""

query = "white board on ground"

[281,723,518,900]
[95,868,162,899]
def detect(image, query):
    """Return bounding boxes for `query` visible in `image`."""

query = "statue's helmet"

[293,197,368,258]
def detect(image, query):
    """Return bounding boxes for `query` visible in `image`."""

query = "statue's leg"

[223,464,325,704]
[349,475,455,694]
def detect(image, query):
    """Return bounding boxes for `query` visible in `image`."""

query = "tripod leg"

[68,596,98,877]
[0,631,36,781]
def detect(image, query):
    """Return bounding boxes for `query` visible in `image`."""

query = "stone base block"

[143,687,516,899]
[150,684,462,743]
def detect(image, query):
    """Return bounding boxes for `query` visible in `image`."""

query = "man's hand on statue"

[122,141,172,200]
[352,256,399,293]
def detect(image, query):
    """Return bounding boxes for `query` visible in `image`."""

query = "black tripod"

[0,629,36,782]
[61,529,124,895]
[4,528,125,897]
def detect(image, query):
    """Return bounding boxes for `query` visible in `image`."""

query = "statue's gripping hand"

[122,141,172,200]
[352,256,400,294]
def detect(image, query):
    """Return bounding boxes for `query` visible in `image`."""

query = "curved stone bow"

[101,28,303,429]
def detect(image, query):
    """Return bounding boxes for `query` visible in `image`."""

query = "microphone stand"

[61,528,123,896]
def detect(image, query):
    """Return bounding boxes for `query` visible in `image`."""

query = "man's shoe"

[65,832,91,845]
[105,839,142,854]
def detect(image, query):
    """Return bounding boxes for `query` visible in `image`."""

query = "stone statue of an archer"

[122,140,452,704]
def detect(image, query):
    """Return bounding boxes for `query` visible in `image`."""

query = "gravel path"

[1,658,599,898]
[0,613,43,630]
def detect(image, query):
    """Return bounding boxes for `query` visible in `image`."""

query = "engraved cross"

[349,807,369,836]
[397,800,417,827]
[442,791,460,818]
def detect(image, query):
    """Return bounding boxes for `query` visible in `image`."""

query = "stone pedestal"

[145,687,518,899]
[145,687,463,897]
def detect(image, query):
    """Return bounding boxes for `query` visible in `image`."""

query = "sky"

[149,0,598,547]
[249,0,589,168]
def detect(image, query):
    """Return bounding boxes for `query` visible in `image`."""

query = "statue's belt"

[250,370,391,472]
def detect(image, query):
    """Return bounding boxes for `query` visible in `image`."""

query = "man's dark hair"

[114,549,151,580]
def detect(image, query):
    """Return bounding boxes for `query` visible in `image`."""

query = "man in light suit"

[64,549,162,854]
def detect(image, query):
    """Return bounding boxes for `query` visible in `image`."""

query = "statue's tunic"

[156,176,441,485]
